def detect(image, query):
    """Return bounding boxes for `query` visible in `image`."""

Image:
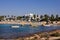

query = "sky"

[0,0,60,16]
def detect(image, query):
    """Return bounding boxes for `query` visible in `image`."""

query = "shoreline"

[17,29,60,37]
[0,29,60,40]
[16,29,60,40]
[0,21,60,27]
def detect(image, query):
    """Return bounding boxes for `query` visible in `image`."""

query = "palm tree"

[33,14,36,19]
[43,14,50,24]
[50,14,55,21]
[40,15,43,20]
[25,16,30,21]
[14,16,16,20]
[55,14,59,21]
[43,14,49,22]
[50,14,55,24]
[37,15,38,17]
[33,14,36,21]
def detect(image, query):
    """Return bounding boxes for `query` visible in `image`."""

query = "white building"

[25,13,34,21]
[25,13,34,17]
[25,13,40,21]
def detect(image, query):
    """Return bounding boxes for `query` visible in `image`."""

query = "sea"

[0,24,60,38]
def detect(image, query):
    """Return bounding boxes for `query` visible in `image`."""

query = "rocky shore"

[11,30,60,40]
[0,30,60,40]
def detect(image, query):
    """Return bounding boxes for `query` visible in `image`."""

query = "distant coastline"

[0,14,60,27]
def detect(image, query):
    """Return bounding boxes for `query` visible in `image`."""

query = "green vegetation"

[0,14,60,22]
[0,16,4,21]
[41,14,60,22]
[17,16,23,20]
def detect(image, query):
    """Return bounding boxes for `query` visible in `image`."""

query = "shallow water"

[0,24,60,38]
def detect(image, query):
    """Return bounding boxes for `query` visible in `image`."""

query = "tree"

[33,14,36,21]
[40,15,44,21]
[36,18,39,22]
[25,16,30,21]
[40,15,43,19]
[33,14,36,19]
[14,16,16,20]
[55,14,59,21]
[0,16,4,21]
[50,14,55,21]
[17,16,23,20]
[43,14,49,21]
[49,14,55,24]
[37,14,38,17]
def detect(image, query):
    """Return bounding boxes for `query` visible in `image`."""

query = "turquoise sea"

[0,24,60,38]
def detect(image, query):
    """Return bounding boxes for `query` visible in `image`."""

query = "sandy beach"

[0,21,60,26]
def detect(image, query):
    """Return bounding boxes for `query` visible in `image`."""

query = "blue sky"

[0,0,60,16]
